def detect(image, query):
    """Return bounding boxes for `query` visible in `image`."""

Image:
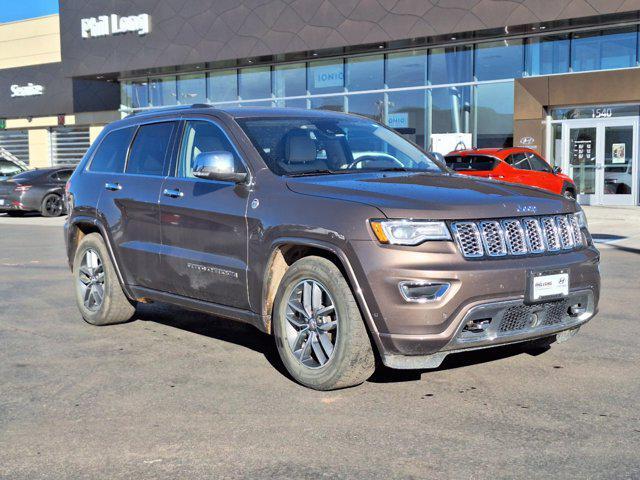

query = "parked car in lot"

[0,166,75,217]
[0,154,28,181]
[64,106,600,390]
[445,147,577,199]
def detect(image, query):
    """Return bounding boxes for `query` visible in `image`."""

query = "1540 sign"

[81,14,150,38]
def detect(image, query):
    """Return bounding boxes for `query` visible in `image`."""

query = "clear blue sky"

[0,0,58,23]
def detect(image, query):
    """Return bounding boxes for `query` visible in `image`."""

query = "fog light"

[398,281,450,303]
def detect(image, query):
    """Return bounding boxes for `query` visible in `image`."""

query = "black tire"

[41,193,64,217]
[272,256,375,390]
[73,233,135,326]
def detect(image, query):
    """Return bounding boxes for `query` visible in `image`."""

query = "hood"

[286,172,575,220]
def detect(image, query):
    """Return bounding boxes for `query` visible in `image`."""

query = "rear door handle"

[105,182,122,191]
[163,188,183,198]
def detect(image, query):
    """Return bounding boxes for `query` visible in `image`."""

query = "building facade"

[2,2,640,205]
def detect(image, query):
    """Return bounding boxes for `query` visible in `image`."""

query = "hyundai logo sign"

[519,136,535,145]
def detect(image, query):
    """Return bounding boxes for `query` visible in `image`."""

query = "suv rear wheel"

[272,256,375,390]
[73,233,135,326]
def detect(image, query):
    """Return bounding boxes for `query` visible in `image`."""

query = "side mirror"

[552,166,562,174]
[193,151,247,183]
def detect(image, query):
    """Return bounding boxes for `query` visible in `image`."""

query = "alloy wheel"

[44,195,63,216]
[285,279,338,368]
[77,249,105,311]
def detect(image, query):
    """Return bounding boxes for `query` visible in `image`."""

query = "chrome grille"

[451,222,483,258]
[502,219,527,255]
[522,218,545,254]
[569,215,583,247]
[452,214,584,259]
[541,217,561,251]
[478,221,506,256]
[556,216,574,249]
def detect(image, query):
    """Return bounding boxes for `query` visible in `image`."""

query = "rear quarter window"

[89,127,136,173]
[445,155,497,171]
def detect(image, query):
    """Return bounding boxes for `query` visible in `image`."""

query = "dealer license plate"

[0,199,5,206]
[529,270,569,302]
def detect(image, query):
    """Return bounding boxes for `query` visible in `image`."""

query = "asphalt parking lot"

[1,208,639,479]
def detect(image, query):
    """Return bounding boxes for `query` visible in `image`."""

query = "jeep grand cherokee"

[64,106,600,390]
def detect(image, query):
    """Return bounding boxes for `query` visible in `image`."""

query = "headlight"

[370,219,451,245]
[575,208,588,229]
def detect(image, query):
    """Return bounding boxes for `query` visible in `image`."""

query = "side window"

[508,153,532,170]
[89,127,135,173]
[51,169,73,182]
[126,122,176,176]
[177,120,244,178]
[526,153,551,172]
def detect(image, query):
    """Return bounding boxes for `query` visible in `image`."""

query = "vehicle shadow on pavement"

[134,301,539,386]
[369,343,534,384]
[133,302,291,378]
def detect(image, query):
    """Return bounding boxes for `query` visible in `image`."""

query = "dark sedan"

[0,166,75,217]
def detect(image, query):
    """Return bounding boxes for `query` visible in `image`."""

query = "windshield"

[237,116,444,176]
[445,155,498,172]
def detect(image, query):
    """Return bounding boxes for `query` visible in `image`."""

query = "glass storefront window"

[274,63,306,99]
[475,82,514,147]
[572,27,638,72]
[387,91,427,148]
[310,95,345,112]
[208,69,238,104]
[526,34,570,76]
[239,66,271,100]
[308,59,344,94]
[429,46,473,85]
[177,74,206,104]
[347,93,384,122]
[122,80,149,109]
[386,51,427,88]
[346,54,384,91]
[475,39,524,81]
[431,86,472,136]
[275,98,307,108]
[149,76,177,106]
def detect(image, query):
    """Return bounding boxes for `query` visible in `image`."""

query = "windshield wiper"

[286,169,335,177]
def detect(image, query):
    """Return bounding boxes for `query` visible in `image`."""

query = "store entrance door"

[562,117,638,206]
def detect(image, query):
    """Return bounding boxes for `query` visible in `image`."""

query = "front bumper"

[348,239,600,368]
[382,289,595,369]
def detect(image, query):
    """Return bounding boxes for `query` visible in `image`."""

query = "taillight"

[65,180,71,194]
[14,185,31,192]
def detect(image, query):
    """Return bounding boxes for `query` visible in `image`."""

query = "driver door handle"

[163,188,183,198]
[105,182,122,191]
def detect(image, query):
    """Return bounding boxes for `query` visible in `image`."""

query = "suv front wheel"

[272,256,375,390]
[73,233,136,326]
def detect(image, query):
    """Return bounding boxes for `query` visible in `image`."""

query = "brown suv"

[64,106,600,390]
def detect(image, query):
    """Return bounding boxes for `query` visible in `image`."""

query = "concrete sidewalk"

[582,206,640,250]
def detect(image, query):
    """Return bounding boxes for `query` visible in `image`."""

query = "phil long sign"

[81,14,151,38]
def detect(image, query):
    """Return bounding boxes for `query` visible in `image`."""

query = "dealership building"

[1,1,640,206]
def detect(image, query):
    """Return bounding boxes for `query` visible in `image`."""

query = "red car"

[444,147,576,199]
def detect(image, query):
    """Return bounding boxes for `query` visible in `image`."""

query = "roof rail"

[127,103,213,117]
